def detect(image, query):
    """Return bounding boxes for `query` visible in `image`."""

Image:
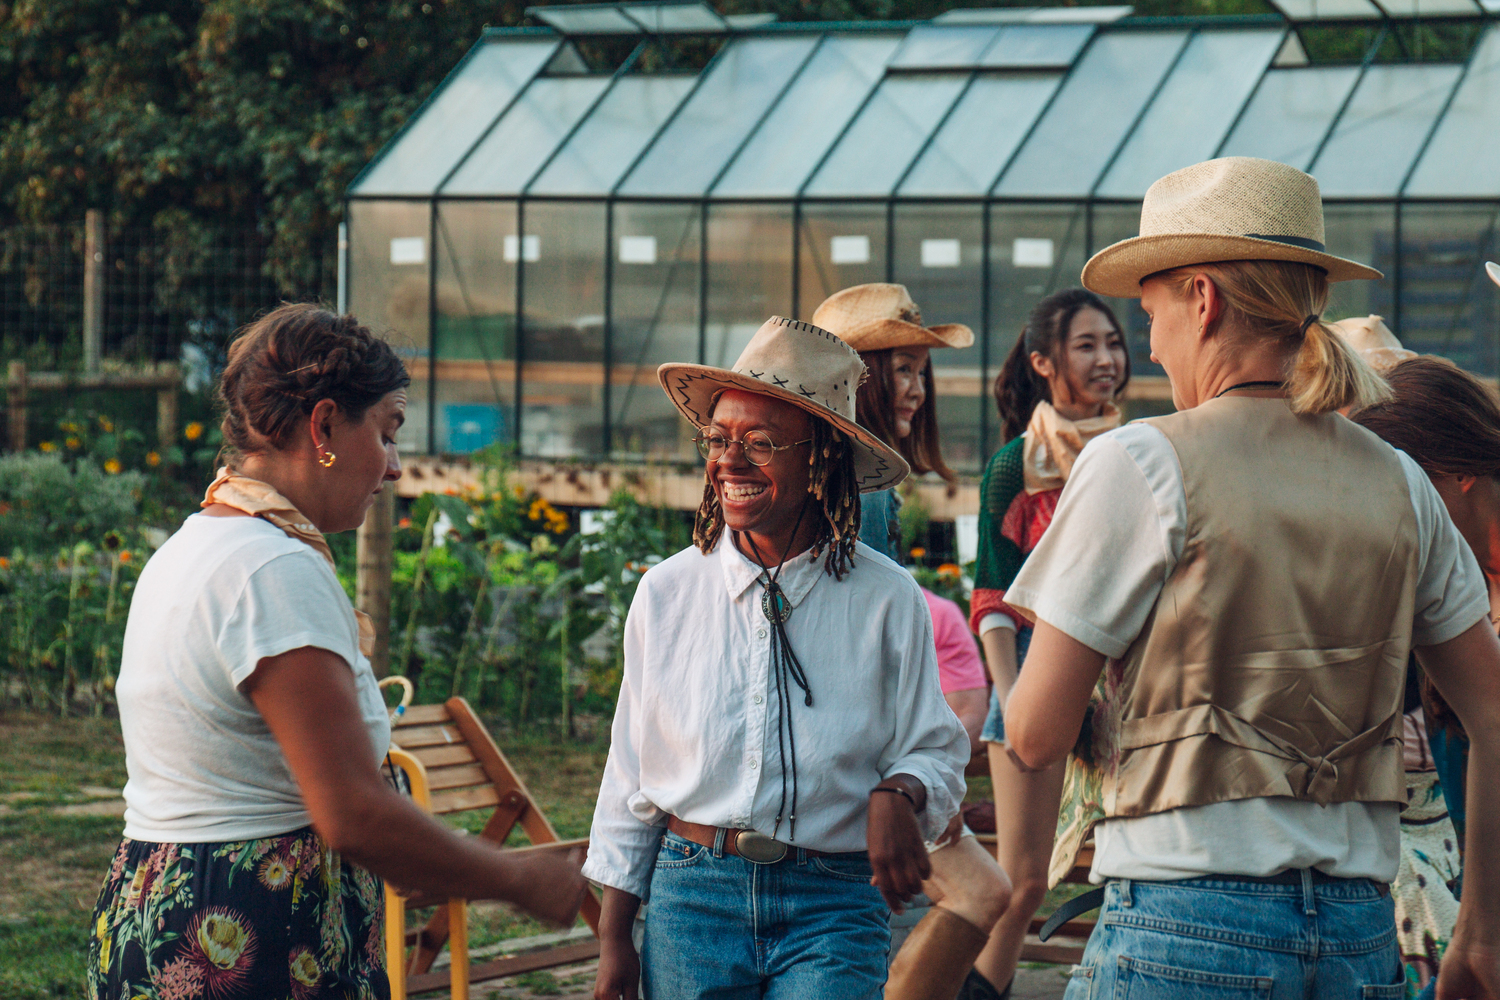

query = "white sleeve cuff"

[978,613,1016,636]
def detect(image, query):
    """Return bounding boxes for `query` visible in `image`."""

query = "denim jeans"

[980,627,1030,744]
[642,831,891,1000]
[1063,874,1404,1000]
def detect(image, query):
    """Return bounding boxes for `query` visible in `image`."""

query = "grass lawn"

[0,712,1078,998]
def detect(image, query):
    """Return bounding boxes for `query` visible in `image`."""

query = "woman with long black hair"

[965,288,1129,1000]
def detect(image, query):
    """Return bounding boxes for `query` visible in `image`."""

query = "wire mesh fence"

[0,221,337,369]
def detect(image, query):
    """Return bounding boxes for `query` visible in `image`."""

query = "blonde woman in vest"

[813,284,1013,1000]
[1001,157,1500,999]
[967,288,1129,1000]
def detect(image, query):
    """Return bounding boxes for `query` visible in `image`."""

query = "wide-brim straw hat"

[1485,261,1500,289]
[1329,315,1415,372]
[658,317,910,493]
[1082,157,1383,299]
[811,283,974,352]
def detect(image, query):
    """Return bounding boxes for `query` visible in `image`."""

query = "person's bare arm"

[1415,619,1500,1000]
[979,627,1019,707]
[944,687,988,753]
[245,645,585,926]
[1002,621,1106,771]
[593,886,641,1000]
[867,773,931,912]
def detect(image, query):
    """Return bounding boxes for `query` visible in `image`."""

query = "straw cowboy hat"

[1330,315,1415,372]
[811,283,974,351]
[1082,157,1383,299]
[1486,261,1500,289]
[658,317,910,493]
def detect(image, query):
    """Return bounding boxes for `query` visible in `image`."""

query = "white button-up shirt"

[583,535,969,899]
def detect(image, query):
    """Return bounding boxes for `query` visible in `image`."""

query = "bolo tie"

[739,500,814,842]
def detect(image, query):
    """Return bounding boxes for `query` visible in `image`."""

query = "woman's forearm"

[979,628,1018,704]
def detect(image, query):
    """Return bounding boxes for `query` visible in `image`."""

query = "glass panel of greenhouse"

[349,13,1500,468]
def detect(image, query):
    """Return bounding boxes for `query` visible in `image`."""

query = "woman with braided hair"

[587,316,969,1000]
[89,303,586,999]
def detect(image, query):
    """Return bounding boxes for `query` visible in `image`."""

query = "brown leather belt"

[666,816,829,864]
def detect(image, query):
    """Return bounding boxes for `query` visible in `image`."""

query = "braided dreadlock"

[693,415,862,580]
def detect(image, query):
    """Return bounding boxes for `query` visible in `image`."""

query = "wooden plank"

[410,744,477,768]
[1019,935,1088,965]
[392,724,465,749]
[446,698,562,847]
[396,704,452,727]
[431,785,501,814]
[425,763,491,791]
[405,940,602,994]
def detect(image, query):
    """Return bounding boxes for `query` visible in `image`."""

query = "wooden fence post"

[156,363,179,467]
[7,361,26,452]
[358,482,396,677]
[83,211,104,375]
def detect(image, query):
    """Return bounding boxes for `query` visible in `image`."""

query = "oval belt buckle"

[734,830,788,864]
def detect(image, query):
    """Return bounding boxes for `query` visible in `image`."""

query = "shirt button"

[748,759,758,769]
[753,694,763,705]
[756,628,767,639]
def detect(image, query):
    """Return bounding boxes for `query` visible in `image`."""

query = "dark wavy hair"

[854,348,956,484]
[992,289,1129,443]
[217,303,410,461]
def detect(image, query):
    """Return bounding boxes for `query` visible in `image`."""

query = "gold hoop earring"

[318,450,336,468]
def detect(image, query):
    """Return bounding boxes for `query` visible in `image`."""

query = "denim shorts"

[642,831,891,1000]
[1063,874,1404,1000]
[980,626,1031,744]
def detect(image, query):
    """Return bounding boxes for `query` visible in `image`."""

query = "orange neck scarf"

[203,467,375,657]
[1022,400,1121,495]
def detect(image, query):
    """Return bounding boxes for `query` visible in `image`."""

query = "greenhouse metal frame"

[347,1,1500,471]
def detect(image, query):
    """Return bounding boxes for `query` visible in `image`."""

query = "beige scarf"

[203,467,376,657]
[1022,400,1121,494]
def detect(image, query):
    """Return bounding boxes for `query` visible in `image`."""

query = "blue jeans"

[642,831,891,1000]
[1063,875,1403,1000]
[980,627,1030,744]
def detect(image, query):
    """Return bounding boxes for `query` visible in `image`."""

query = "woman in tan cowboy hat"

[814,284,1014,1000]
[812,283,968,560]
[997,156,1500,999]
[586,316,969,1000]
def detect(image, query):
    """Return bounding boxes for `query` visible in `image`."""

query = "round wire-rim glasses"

[693,428,813,466]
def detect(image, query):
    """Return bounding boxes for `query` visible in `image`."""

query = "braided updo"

[217,303,410,460]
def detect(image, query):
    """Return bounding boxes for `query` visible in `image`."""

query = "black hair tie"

[1299,314,1320,335]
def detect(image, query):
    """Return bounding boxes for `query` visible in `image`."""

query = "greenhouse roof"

[348,7,1500,201]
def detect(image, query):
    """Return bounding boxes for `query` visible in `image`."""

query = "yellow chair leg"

[385,884,407,1000]
[449,899,469,1000]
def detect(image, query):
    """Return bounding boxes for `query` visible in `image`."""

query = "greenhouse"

[346,0,1500,472]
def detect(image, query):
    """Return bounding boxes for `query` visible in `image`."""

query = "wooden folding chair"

[384,696,602,996]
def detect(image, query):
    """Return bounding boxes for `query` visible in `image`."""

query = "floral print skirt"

[88,826,389,1000]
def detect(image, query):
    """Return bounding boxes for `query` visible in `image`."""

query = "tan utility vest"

[1111,397,1417,818]
[1054,398,1420,860]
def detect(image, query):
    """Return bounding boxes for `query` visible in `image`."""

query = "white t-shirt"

[1007,420,1489,883]
[117,514,391,843]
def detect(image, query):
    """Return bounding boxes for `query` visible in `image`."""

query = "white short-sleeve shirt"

[1007,421,1489,883]
[116,514,391,843]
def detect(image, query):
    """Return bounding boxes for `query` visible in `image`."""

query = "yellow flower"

[103,458,122,475]
[66,436,82,450]
[196,911,251,969]
[258,854,292,890]
[98,416,114,432]
[909,547,926,559]
[39,440,56,452]
[289,948,321,986]
[937,563,962,577]
[145,451,161,467]
[184,421,204,441]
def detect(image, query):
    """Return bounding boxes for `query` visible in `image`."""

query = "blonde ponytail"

[1290,317,1390,415]
[1165,260,1390,416]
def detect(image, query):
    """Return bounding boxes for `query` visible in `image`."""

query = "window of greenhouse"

[442,77,612,195]
[1399,204,1500,377]
[804,75,968,197]
[1310,64,1464,197]
[712,34,901,198]
[887,25,1002,68]
[616,35,821,196]
[1217,65,1360,168]
[994,30,1190,196]
[1405,26,1500,197]
[350,38,559,197]
[899,74,1063,196]
[979,24,1094,66]
[527,76,697,196]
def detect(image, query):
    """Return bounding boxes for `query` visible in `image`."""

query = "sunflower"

[258,853,292,891]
